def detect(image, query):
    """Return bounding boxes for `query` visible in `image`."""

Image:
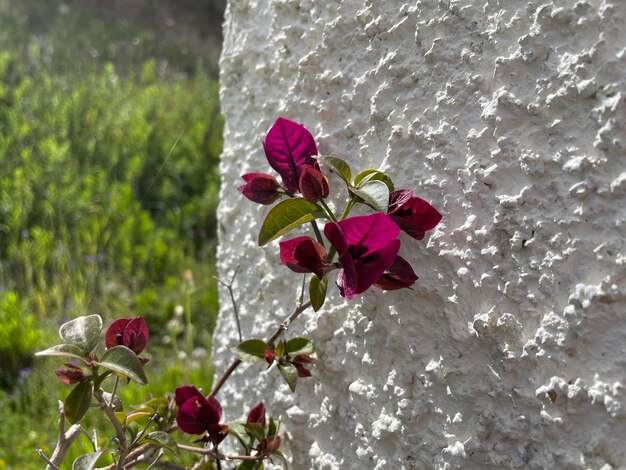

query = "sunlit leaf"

[59,314,103,353]
[232,339,269,363]
[286,337,315,356]
[352,169,394,191]
[319,155,352,184]
[95,346,148,385]
[258,199,323,246]
[35,344,88,364]
[72,451,103,470]
[350,180,390,212]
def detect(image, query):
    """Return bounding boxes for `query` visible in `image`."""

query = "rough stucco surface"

[215,1,626,468]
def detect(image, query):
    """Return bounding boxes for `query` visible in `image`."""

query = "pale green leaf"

[59,314,103,353]
[35,344,88,364]
[350,180,390,212]
[72,451,103,470]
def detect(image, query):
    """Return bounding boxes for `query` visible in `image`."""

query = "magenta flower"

[105,317,149,355]
[387,189,442,240]
[292,354,315,377]
[246,402,266,428]
[279,236,329,278]
[238,173,282,205]
[373,255,418,291]
[263,117,318,194]
[324,213,401,299]
[299,166,329,203]
[175,386,228,445]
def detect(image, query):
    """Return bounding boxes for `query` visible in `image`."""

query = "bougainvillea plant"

[37,117,441,469]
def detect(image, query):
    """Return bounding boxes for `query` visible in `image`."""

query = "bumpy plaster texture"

[216,1,625,468]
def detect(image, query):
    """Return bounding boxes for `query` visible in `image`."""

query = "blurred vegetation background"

[0,0,226,467]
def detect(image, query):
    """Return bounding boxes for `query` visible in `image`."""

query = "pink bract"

[299,166,329,203]
[105,317,149,355]
[238,173,282,205]
[388,189,442,240]
[279,236,328,278]
[374,255,418,291]
[246,402,266,428]
[324,213,401,299]
[175,385,228,445]
[263,117,318,194]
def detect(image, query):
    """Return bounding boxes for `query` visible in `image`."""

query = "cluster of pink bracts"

[239,117,442,299]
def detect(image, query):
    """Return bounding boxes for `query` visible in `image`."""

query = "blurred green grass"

[0,0,225,467]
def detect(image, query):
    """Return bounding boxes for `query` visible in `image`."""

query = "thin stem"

[109,376,120,407]
[309,220,324,246]
[211,300,312,397]
[42,400,82,470]
[177,444,263,461]
[299,274,306,306]
[339,195,357,220]
[95,388,128,469]
[214,265,242,343]
[145,449,164,470]
[319,199,338,222]
[38,450,60,469]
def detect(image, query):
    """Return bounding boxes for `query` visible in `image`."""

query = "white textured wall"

[216,1,626,468]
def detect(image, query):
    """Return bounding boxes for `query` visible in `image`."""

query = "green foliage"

[0,292,42,389]
[258,199,324,246]
[0,8,223,465]
[0,51,222,383]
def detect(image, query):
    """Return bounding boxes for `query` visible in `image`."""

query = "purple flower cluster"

[240,117,442,300]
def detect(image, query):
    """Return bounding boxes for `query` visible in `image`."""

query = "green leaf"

[232,339,269,363]
[121,410,153,427]
[72,451,103,470]
[243,422,266,443]
[309,275,327,312]
[286,337,315,356]
[143,431,180,455]
[275,341,285,358]
[278,362,298,392]
[258,199,323,246]
[272,449,290,469]
[319,155,352,184]
[268,417,277,437]
[237,460,264,470]
[59,314,103,353]
[65,381,93,424]
[96,346,148,384]
[227,424,250,450]
[353,169,394,191]
[35,344,88,364]
[350,180,390,212]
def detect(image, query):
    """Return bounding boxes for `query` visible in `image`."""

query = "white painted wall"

[215,1,626,468]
